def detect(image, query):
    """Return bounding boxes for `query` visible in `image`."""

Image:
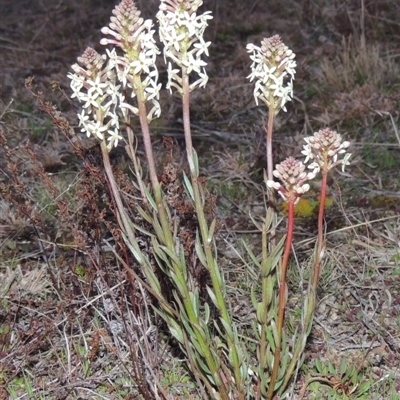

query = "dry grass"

[1,0,400,399]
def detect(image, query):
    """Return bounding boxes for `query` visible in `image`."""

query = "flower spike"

[247,35,296,114]
[157,0,212,93]
[302,128,351,173]
[101,0,161,122]
[267,157,316,204]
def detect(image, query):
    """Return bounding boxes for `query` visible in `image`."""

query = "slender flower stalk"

[302,128,351,289]
[266,157,316,399]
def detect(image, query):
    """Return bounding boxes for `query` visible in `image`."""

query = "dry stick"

[181,71,241,399]
[266,199,295,400]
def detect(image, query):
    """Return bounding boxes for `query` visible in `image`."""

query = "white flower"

[80,92,101,109]
[77,109,90,132]
[87,75,108,99]
[119,101,139,116]
[144,81,161,102]
[301,144,314,163]
[266,180,281,191]
[106,82,121,105]
[193,38,211,57]
[182,52,207,74]
[189,69,208,91]
[68,72,85,94]
[146,101,161,121]
[106,127,123,150]
[164,28,186,53]
[130,51,152,75]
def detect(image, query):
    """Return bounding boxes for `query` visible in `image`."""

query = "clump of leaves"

[302,359,373,399]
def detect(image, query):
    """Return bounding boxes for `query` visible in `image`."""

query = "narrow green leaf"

[136,205,153,224]
[206,286,219,309]
[122,233,143,264]
[193,149,199,177]
[144,187,157,212]
[183,171,194,201]
[195,234,207,267]
[207,219,216,243]
[204,302,210,324]
[219,316,234,338]
[250,286,259,310]
[143,267,161,293]
[263,276,274,306]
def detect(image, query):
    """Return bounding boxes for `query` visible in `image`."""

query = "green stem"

[267,198,295,400]
[181,71,243,397]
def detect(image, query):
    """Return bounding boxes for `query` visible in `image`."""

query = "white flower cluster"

[301,129,351,173]
[101,19,162,122]
[247,35,296,113]
[68,1,163,152]
[68,48,123,151]
[157,0,212,93]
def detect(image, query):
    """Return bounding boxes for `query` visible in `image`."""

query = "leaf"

[122,232,144,264]
[206,286,219,309]
[195,233,207,267]
[207,219,216,243]
[263,276,274,306]
[193,149,199,176]
[219,316,234,338]
[136,205,153,224]
[144,187,157,212]
[315,358,323,373]
[183,171,194,201]
[250,287,259,310]
[204,302,210,324]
